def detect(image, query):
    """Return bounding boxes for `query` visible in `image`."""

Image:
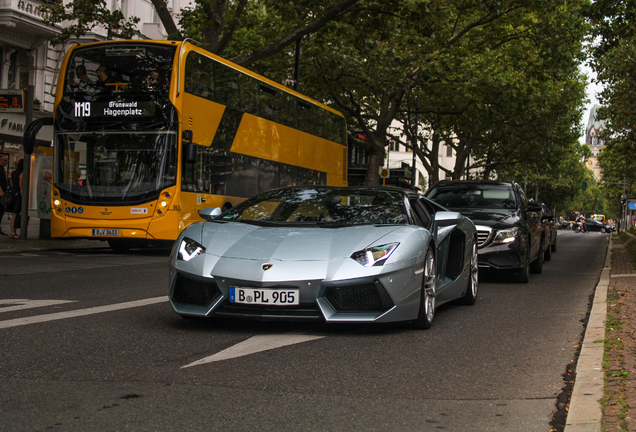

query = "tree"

[398,0,589,188]
[39,0,141,42]
[303,0,564,185]
[585,0,636,218]
[40,0,362,68]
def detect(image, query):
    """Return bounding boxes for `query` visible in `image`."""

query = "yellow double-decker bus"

[37,40,347,251]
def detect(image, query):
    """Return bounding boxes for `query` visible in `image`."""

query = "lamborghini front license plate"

[230,287,299,305]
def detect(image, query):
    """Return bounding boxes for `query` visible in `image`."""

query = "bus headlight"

[54,199,61,206]
[177,237,206,261]
[161,201,167,207]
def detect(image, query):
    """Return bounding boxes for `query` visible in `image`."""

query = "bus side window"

[185,52,214,99]
[279,94,296,129]
[297,101,313,136]
[238,73,257,113]
[214,62,241,110]
[257,84,278,122]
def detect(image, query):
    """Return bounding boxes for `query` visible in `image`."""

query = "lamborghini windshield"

[218,187,409,226]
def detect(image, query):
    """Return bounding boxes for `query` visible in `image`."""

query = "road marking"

[0,299,77,313]
[182,333,325,368]
[0,296,168,330]
[611,274,636,278]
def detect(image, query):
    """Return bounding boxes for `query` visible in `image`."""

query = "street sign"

[629,202,636,210]
[0,90,25,112]
[380,168,390,178]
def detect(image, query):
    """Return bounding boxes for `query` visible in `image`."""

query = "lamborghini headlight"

[351,242,399,267]
[177,237,206,261]
[493,227,519,244]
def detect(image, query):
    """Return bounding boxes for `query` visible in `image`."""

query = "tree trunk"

[364,149,383,185]
[149,0,181,40]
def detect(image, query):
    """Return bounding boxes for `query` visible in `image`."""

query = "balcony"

[0,0,60,48]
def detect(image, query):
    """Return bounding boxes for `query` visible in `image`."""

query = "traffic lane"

[0,230,608,431]
[2,304,557,432]
[0,247,171,276]
[2,255,599,403]
[2,376,553,432]
[0,252,169,322]
[2,231,606,399]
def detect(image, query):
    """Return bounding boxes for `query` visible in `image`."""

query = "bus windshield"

[60,43,177,127]
[55,131,178,206]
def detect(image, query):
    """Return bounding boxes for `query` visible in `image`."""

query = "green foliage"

[39,0,593,196]
[39,0,140,43]
[586,0,636,215]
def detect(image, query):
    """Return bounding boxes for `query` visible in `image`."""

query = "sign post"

[20,86,33,239]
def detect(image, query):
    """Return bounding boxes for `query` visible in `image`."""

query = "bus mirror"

[184,142,197,163]
[23,116,53,155]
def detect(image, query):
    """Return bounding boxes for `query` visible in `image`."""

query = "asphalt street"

[0,229,608,431]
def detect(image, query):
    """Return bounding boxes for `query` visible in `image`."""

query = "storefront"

[0,110,53,222]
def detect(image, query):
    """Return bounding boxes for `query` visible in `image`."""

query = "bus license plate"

[92,229,119,237]
[230,287,299,306]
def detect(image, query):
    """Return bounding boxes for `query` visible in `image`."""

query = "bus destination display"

[73,100,156,118]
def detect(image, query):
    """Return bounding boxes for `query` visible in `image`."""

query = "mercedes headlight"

[351,243,399,267]
[493,227,519,244]
[177,237,206,261]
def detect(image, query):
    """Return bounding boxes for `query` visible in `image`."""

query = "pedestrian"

[0,153,8,235]
[9,159,24,239]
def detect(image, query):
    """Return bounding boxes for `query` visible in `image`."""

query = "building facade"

[347,122,458,192]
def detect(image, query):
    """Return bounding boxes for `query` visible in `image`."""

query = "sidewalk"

[0,212,105,254]
[598,231,636,431]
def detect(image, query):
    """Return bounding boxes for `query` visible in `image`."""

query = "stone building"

[584,104,606,181]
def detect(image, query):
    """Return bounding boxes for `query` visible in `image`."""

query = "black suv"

[425,181,544,282]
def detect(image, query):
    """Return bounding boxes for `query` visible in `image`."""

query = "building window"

[446,145,452,157]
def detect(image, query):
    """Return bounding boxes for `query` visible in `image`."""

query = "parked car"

[584,218,614,233]
[425,181,545,283]
[539,203,558,260]
[169,186,479,329]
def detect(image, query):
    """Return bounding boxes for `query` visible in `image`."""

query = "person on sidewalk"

[9,159,23,239]
[0,153,8,235]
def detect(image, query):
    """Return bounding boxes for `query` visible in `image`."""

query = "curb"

[564,234,612,431]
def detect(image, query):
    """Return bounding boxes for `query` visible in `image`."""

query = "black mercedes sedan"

[425,181,545,283]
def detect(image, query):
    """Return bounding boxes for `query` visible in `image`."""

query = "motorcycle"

[574,222,588,233]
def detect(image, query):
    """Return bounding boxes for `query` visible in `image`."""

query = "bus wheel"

[108,240,131,253]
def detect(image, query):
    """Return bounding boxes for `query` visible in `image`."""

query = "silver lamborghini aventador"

[169,186,478,329]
